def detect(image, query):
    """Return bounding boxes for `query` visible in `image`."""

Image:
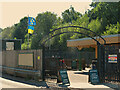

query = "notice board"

[6,42,14,50]
[59,69,70,85]
[89,69,99,84]
[18,52,33,67]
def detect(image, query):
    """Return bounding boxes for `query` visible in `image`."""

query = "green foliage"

[31,35,40,49]
[31,11,57,49]
[103,22,120,35]
[0,28,2,39]
[35,11,57,36]
[12,17,28,43]
[0,28,2,33]
[88,18,102,35]
[2,2,119,50]
[88,2,119,25]
[21,43,28,50]
[62,5,82,23]
[1,26,15,39]
[21,34,31,50]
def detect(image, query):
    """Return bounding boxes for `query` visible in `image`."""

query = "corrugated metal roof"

[67,34,119,42]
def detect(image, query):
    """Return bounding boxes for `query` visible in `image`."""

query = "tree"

[1,26,15,39]
[31,34,41,49]
[87,2,120,34]
[0,28,2,33]
[12,17,28,43]
[62,5,82,23]
[103,22,120,35]
[88,2,119,25]
[0,28,2,38]
[88,18,103,35]
[31,11,57,49]
[1,3,120,50]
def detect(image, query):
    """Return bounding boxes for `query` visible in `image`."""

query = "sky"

[0,0,92,29]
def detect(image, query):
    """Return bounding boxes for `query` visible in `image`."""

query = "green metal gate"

[104,44,120,82]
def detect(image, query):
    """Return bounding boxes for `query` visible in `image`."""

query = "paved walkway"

[67,70,113,89]
[1,73,48,88]
[0,77,39,88]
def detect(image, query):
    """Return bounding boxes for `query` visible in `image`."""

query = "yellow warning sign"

[38,56,40,60]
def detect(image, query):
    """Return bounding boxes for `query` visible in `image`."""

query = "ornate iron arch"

[41,26,106,81]
[42,31,101,45]
[40,25,106,45]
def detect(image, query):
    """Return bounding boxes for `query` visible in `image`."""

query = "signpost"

[59,69,70,85]
[89,69,99,84]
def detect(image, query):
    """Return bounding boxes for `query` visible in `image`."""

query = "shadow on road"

[1,73,49,88]
[74,71,88,75]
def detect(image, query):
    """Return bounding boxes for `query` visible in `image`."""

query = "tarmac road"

[0,73,58,89]
[0,77,39,88]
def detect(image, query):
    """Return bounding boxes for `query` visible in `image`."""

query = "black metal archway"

[41,25,106,82]
[40,26,106,45]
[42,31,101,45]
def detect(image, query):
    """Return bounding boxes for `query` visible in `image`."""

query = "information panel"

[89,69,99,84]
[108,55,117,63]
[6,42,14,50]
[18,53,33,67]
[59,69,70,85]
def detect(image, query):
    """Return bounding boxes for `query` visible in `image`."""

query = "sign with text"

[18,53,33,67]
[89,69,99,84]
[6,42,14,50]
[59,69,70,85]
[108,55,117,63]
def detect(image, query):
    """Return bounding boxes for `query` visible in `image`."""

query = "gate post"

[97,43,105,83]
[42,45,45,81]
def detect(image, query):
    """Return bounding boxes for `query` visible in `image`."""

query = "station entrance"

[43,49,95,82]
[104,44,120,83]
[67,34,120,83]
[41,26,119,84]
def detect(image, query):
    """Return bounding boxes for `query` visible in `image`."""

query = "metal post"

[97,43,101,82]
[42,44,45,81]
[97,43,105,83]
[79,51,82,71]
[28,15,29,50]
[20,39,22,50]
[102,45,105,83]
[28,33,29,49]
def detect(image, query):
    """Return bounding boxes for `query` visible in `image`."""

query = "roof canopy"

[67,34,119,49]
